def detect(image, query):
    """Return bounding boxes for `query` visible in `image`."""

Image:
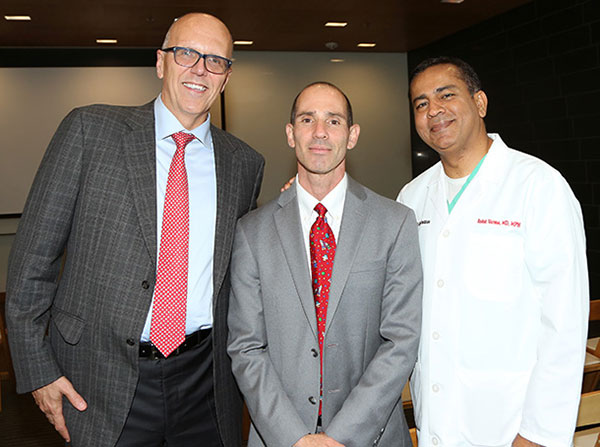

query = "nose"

[190,56,207,76]
[313,120,328,139]
[427,99,444,118]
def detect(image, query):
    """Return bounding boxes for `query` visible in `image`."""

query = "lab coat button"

[432,384,440,393]
[432,437,439,445]
[437,279,444,288]
[442,229,450,237]
[308,396,317,405]
[432,332,440,340]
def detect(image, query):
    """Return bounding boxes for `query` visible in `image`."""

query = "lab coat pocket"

[457,367,528,446]
[464,232,524,302]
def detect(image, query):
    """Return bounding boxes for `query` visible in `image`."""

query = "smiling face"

[156,13,233,130]
[286,84,360,182]
[410,63,488,158]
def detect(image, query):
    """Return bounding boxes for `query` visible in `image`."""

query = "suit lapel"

[326,177,368,333]
[123,102,157,265]
[274,188,318,336]
[212,126,240,300]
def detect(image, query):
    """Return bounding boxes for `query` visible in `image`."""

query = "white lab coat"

[398,134,589,447]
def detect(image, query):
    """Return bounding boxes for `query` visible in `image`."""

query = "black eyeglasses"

[160,46,232,74]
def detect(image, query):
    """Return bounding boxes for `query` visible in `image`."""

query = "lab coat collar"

[425,133,510,219]
[426,133,508,187]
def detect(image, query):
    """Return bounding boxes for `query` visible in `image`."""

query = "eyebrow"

[296,110,347,121]
[412,84,458,104]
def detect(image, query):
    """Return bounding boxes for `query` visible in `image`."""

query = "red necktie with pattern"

[310,203,337,414]
[150,132,195,357]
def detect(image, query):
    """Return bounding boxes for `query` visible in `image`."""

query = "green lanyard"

[446,154,487,214]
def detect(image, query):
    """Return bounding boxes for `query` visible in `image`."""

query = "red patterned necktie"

[150,132,195,357]
[309,203,337,414]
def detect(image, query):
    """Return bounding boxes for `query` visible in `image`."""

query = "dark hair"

[410,57,482,95]
[290,81,353,126]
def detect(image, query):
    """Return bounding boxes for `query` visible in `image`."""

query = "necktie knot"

[314,203,328,220]
[172,132,195,150]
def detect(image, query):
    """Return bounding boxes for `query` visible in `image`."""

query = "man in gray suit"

[6,12,264,447]
[227,82,422,447]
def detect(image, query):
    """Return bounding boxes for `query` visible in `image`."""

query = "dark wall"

[408,0,600,298]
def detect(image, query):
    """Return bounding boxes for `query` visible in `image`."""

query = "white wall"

[0,67,163,215]
[0,52,411,291]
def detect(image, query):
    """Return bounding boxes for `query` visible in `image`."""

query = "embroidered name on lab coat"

[477,218,521,228]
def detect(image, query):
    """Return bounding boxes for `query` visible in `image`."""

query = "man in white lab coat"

[398,57,589,447]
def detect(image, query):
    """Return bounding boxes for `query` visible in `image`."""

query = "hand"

[512,434,542,447]
[32,376,88,442]
[280,176,296,192]
[294,433,345,447]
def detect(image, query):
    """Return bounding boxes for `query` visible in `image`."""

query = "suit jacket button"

[126,338,136,346]
[308,396,317,405]
[141,280,150,289]
[311,349,318,357]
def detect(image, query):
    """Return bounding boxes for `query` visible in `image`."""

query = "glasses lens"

[173,48,199,67]
[205,56,229,74]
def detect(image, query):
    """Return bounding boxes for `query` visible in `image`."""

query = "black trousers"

[115,333,221,447]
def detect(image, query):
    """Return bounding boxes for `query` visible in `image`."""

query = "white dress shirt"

[296,174,347,270]
[141,95,217,341]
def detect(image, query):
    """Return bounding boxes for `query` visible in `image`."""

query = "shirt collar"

[296,173,347,222]
[154,94,212,148]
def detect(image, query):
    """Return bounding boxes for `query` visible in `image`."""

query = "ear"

[346,124,361,150]
[220,68,232,93]
[475,90,488,118]
[285,123,296,148]
[156,49,165,80]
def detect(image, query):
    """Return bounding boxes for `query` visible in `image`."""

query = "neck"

[441,133,492,178]
[297,167,345,201]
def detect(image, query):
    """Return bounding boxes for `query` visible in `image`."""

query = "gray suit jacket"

[228,177,422,447]
[6,102,264,447]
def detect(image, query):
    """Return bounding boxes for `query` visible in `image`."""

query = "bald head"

[162,13,233,58]
[156,12,234,130]
[291,81,353,127]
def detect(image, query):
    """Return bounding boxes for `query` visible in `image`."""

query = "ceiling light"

[357,42,376,48]
[441,0,464,3]
[96,39,118,44]
[330,58,345,63]
[234,40,254,45]
[325,22,347,28]
[5,15,31,21]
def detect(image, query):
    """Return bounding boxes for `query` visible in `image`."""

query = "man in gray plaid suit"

[6,12,264,447]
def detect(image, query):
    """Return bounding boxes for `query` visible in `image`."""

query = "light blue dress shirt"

[140,95,217,342]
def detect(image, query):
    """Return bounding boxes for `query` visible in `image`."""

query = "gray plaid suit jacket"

[6,101,264,447]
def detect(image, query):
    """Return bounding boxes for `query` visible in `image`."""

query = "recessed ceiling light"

[96,39,118,44]
[357,42,376,48]
[441,0,464,3]
[5,15,31,21]
[325,22,347,28]
[330,58,345,63]
[234,40,254,45]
